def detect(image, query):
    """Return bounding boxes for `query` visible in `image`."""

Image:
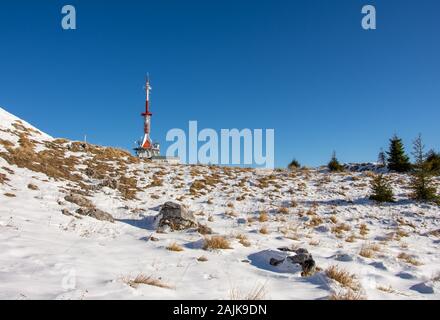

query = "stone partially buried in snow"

[76,207,115,223]
[156,202,198,231]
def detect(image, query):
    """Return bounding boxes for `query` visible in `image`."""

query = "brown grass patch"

[229,283,267,300]
[259,226,269,234]
[236,234,251,247]
[203,236,231,250]
[359,243,381,258]
[345,234,356,243]
[258,211,269,222]
[332,223,351,235]
[166,242,184,252]
[397,252,422,266]
[359,223,369,236]
[278,207,289,214]
[125,274,172,289]
[329,290,365,300]
[325,265,359,291]
[309,216,323,227]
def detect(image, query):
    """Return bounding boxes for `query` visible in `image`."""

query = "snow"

[1,107,440,300]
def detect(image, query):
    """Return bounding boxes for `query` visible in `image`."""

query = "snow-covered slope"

[0,107,439,300]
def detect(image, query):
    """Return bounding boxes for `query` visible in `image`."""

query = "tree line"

[288,134,440,204]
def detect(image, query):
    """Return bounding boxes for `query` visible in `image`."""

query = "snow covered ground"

[1,106,439,300]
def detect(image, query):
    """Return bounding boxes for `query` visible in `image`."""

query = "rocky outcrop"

[156,202,198,232]
[64,193,93,208]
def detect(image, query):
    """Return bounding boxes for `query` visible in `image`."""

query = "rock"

[236,218,247,224]
[156,202,198,231]
[27,183,39,191]
[272,248,317,277]
[64,193,93,208]
[76,207,114,223]
[61,209,72,216]
[315,225,329,233]
[333,253,354,262]
[270,257,284,266]
[197,223,212,235]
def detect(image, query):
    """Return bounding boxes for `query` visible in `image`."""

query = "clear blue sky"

[1,0,439,167]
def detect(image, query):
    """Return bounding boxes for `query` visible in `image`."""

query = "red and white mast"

[135,75,160,158]
[140,77,153,149]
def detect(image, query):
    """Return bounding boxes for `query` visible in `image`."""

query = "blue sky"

[1,0,439,167]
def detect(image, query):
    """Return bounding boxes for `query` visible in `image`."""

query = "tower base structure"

[134,143,160,159]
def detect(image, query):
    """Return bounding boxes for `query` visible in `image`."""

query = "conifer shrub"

[328,152,344,172]
[369,174,394,202]
[386,135,411,172]
[410,135,438,202]
[288,159,301,170]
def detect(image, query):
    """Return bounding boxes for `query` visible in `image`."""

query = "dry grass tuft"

[278,207,289,214]
[203,236,232,250]
[325,265,359,291]
[332,223,351,235]
[359,223,369,236]
[258,211,269,222]
[329,215,338,224]
[309,216,323,227]
[259,226,269,235]
[166,242,184,252]
[329,290,365,300]
[229,283,267,300]
[397,252,422,266]
[359,243,381,258]
[125,274,172,289]
[377,285,396,293]
[236,234,251,247]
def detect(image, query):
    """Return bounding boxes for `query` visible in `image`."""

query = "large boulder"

[156,202,198,231]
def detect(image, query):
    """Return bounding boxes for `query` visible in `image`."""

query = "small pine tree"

[410,135,438,202]
[386,135,411,172]
[369,174,394,202]
[288,159,301,170]
[377,148,387,168]
[328,151,344,172]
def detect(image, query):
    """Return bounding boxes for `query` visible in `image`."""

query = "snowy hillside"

[1,106,439,300]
